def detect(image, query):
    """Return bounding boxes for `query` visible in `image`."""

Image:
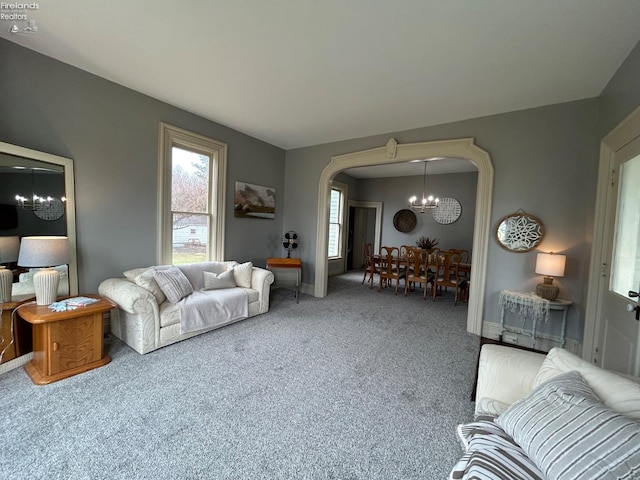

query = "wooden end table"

[17,295,115,385]
[266,257,302,303]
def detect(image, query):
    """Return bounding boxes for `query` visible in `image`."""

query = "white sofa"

[450,344,640,479]
[98,261,274,354]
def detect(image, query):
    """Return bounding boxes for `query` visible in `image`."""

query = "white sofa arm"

[250,266,275,314]
[98,278,158,314]
[475,344,545,418]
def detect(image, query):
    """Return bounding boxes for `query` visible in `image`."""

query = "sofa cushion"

[203,270,236,290]
[533,347,640,420]
[153,267,194,303]
[133,267,167,304]
[231,261,253,288]
[450,420,544,480]
[496,370,640,480]
[178,261,238,291]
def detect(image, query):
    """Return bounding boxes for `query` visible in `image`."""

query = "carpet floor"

[1,271,480,479]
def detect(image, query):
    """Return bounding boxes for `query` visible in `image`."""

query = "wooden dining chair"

[432,251,463,305]
[361,242,379,289]
[404,248,430,299]
[378,246,405,294]
[447,249,470,280]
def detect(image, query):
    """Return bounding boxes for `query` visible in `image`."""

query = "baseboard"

[482,321,582,356]
[0,352,33,375]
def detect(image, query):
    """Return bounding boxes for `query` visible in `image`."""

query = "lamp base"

[536,276,559,301]
[33,268,60,305]
[0,266,12,302]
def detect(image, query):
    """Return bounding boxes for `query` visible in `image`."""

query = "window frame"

[328,181,347,260]
[158,123,227,264]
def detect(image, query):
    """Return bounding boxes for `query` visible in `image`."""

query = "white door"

[596,133,640,376]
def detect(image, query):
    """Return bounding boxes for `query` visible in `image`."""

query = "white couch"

[98,261,274,354]
[450,344,640,479]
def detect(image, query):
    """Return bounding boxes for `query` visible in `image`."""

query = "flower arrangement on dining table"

[415,236,439,250]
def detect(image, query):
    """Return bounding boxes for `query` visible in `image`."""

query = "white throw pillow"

[497,371,640,480]
[534,347,640,421]
[153,267,194,303]
[231,261,253,289]
[203,270,237,290]
[133,268,166,304]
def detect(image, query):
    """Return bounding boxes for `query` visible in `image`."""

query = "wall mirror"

[495,210,544,253]
[0,141,78,296]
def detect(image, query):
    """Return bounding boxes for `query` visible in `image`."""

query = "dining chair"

[404,248,430,299]
[432,251,463,305]
[378,246,405,294]
[447,248,470,281]
[361,242,379,289]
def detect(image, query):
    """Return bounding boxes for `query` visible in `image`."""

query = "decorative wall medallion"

[432,197,462,224]
[495,211,544,252]
[393,209,417,232]
[34,198,65,221]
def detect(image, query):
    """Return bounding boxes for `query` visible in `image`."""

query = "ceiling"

[2,2,640,165]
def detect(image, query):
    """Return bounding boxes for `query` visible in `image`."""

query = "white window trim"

[158,123,227,264]
[328,181,348,262]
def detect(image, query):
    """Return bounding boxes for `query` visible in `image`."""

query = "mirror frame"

[495,211,545,253]
[0,141,78,295]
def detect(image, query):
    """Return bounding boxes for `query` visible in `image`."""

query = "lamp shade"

[535,253,566,278]
[17,236,70,268]
[0,236,20,263]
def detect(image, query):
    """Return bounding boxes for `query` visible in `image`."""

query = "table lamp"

[17,236,70,305]
[0,236,20,302]
[535,252,566,301]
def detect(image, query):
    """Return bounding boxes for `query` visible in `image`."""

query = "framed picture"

[234,181,275,219]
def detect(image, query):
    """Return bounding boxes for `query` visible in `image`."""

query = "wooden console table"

[266,257,301,303]
[18,295,115,385]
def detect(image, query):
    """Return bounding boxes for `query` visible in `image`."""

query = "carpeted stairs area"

[1,271,480,479]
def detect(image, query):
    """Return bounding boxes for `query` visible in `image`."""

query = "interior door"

[597,135,640,376]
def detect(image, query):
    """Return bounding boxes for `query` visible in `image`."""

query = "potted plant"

[416,236,439,251]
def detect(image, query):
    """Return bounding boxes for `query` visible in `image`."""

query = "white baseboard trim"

[0,352,33,375]
[482,321,582,356]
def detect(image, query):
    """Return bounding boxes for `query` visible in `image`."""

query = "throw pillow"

[496,370,640,480]
[231,261,253,288]
[203,270,237,290]
[133,268,166,304]
[153,266,194,303]
[450,420,544,480]
[533,347,640,421]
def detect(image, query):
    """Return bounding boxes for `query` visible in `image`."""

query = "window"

[158,123,227,265]
[328,182,346,259]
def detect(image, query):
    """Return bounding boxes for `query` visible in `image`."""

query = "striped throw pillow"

[153,266,194,303]
[496,370,640,480]
[450,420,544,480]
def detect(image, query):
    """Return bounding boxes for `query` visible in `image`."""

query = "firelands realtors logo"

[1,2,39,34]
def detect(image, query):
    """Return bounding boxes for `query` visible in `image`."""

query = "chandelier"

[16,194,67,210]
[408,161,439,212]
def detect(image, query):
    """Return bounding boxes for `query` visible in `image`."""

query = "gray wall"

[284,99,600,342]
[0,39,286,291]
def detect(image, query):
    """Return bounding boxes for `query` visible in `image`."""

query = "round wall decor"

[432,197,462,224]
[34,198,65,221]
[393,209,417,232]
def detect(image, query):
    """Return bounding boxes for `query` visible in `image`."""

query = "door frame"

[583,105,640,363]
[315,137,493,336]
[347,200,383,265]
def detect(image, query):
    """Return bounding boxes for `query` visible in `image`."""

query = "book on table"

[65,296,99,307]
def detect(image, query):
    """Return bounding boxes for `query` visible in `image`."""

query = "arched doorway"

[315,137,494,335]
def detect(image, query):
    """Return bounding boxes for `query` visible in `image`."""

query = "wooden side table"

[266,257,302,303]
[0,294,35,364]
[17,295,115,385]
